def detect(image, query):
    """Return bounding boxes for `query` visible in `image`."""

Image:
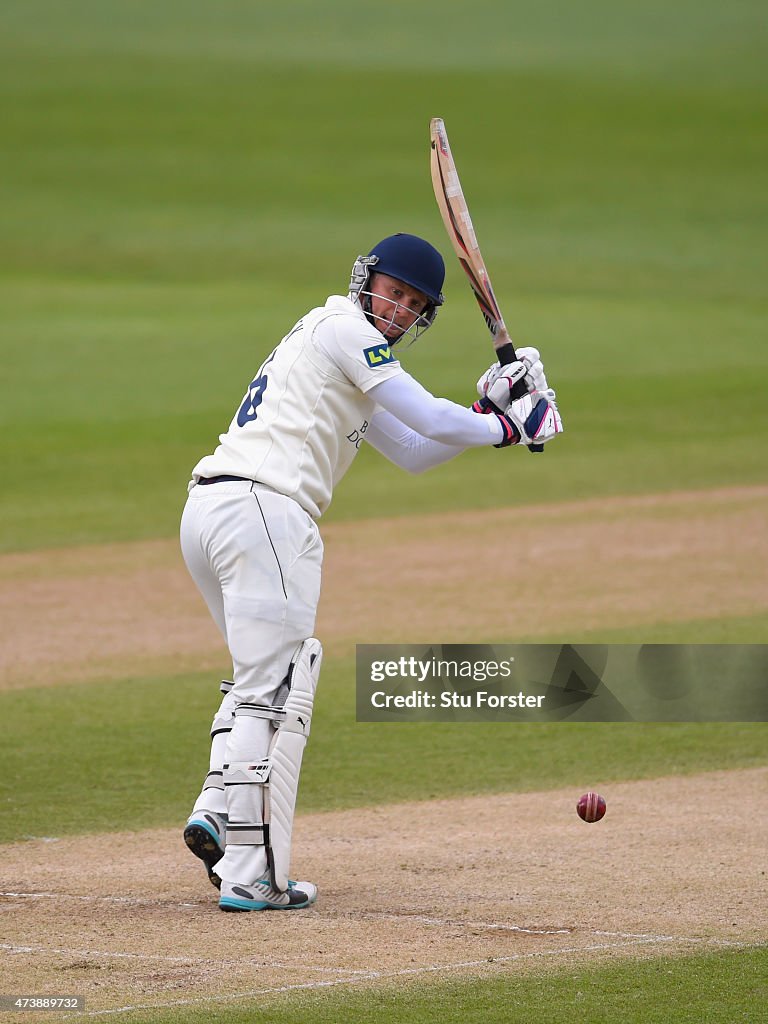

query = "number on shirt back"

[237,374,268,426]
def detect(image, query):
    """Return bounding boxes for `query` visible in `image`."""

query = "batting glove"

[496,389,563,447]
[476,349,549,406]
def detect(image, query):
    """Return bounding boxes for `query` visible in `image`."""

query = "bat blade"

[429,118,511,355]
[430,117,544,452]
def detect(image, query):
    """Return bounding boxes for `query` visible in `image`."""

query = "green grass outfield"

[1,2,766,1021]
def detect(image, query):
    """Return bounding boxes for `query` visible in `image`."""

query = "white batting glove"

[476,349,550,406]
[497,388,564,447]
[475,360,526,411]
[515,346,549,393]
[476,361,507,403]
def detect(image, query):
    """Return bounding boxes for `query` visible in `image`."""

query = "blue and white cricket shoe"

[219,877,317,912]
[183,811,227,889]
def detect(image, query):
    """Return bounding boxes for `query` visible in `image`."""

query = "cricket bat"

[430,117,543,452]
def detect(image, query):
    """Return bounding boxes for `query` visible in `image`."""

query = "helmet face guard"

[348,234,446,345]
[348,256,437,344]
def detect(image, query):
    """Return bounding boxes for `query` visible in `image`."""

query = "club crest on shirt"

[363,343,395,367]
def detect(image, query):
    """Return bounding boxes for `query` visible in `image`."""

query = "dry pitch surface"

[1,485,767,1018]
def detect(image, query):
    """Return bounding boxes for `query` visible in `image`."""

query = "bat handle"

[484,340,544,453]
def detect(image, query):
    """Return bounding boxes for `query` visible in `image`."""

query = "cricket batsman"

[179,233,563,911]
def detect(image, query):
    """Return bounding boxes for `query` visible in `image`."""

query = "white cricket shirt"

[191,296,404,517]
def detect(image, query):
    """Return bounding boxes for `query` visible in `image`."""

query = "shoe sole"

[219,895,313,912]
[183,823,224,889]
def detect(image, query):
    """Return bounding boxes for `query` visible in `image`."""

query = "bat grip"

[484,341,544,453]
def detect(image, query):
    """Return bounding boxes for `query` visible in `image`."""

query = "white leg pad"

[266,637,322,892]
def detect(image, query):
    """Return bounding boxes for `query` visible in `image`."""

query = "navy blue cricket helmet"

[366,233,445,306]
[349,233,446,341]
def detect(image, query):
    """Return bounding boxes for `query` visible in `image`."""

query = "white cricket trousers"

[180,478,323,884]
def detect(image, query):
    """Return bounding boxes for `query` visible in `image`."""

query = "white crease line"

[0,942,372,975]
[1,943,204,964]
[67,935,708,1018]
[593,929,748,948]
[268,963,373,975]
[352,911,571,935]
[335,912,752,948]
[0,891,202,908]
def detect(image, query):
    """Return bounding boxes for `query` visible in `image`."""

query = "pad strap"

[226,823,266,845]
[202,769,224,792]
[236,703,287,724]
[225,759,270,784]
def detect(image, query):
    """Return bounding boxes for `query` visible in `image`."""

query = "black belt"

[197,475,252,486]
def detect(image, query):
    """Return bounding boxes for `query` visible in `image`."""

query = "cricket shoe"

[183,811,227,889]
[219,878,317,912]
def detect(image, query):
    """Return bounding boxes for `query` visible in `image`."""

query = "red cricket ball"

[577,791,606,823]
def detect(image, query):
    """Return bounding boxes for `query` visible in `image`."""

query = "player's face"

[368,273,429,341]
